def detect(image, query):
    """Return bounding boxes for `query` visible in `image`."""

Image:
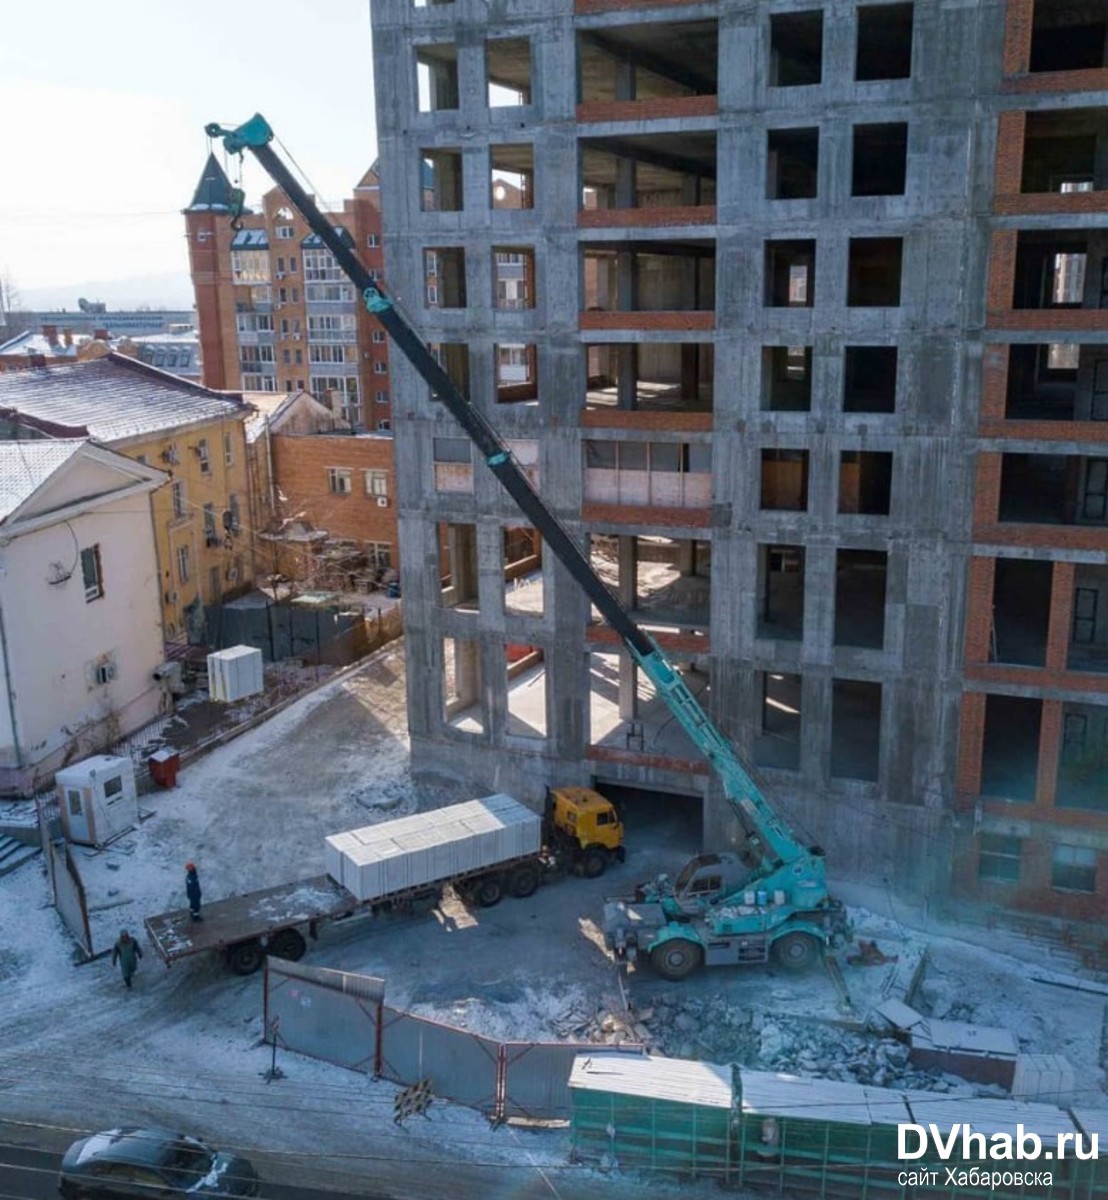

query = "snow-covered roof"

[904,1094,1078,1141]
[569,1053,732,1108]
[0,439,86,520]
[1071,1108,1108,1141]
[739,1070,875,1126]
[0,330,84,358]
[0,353,246,442]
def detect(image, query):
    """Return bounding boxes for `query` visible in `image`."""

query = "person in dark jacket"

[111,929,142,989]
[185,861,202,921]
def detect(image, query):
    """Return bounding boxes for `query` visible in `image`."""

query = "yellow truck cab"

[546,786,625,877]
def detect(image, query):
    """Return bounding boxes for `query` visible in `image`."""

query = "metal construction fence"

[263,957,642,1123]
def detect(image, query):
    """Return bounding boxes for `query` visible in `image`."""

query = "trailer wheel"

[271,928,307,962]
[650,939,703,981]
[508,864,540,898]
[474,876,504,908]
[228,940,264,976]
[772,931,820,971]
[582,847,608,879]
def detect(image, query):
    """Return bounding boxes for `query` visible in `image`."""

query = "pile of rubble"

[554,995,964,1094]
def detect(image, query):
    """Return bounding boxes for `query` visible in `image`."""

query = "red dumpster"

[149,749,180,789]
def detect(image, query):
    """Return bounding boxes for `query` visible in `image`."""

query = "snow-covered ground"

[0,643,1104,1198]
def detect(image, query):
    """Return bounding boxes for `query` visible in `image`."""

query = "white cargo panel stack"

[324,794,542,902]
[207,645,264,703]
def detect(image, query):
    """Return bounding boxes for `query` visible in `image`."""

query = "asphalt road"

[0,1140,385,1200]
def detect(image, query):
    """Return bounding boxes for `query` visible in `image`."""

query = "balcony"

[582,240,715,332]
[1000,343,1108,425]
[1005,0,1108,91]
[996,107,1108,215]
[583,439,711,524]
[576,20,718,123]
[993,453,1108,548]
[579,132,716,229]
[583,342,713,425]
[988,230,1108,331]
[588,533,711,633]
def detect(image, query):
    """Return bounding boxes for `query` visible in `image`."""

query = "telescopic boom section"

[205,114,812,871]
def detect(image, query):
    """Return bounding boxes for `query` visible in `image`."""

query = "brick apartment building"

[184,155,401,573]
[368,0,1108,927]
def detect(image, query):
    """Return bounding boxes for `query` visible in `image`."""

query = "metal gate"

[379,1007,500,1116]
[264,958,383,1073]
[50,841,92,958]
[501,1042,639,1122]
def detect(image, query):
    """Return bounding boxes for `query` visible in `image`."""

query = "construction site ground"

[0,642,1104,1198]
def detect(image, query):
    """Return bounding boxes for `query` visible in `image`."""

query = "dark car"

[58,1127,260,1198]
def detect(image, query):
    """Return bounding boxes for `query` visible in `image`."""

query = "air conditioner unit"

[226,567,240,583]
[161,446,180,465]
[376,496,389,508]
[164,591,179,605]
[276,272,286,280]
[293,333,301,341]
[205,535,221,548]
[95,662,117,685]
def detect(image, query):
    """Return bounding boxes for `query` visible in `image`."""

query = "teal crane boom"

[205,114,846,979]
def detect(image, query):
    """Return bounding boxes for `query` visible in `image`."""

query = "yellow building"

[0,353,254,644]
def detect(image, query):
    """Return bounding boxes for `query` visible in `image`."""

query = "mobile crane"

[205,115,848,980]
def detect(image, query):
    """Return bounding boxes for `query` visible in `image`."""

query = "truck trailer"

[145,792,622,974]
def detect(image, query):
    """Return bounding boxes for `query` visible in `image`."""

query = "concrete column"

[618,652,637,721]
[617,345,637,409]
[616,250,636,312]
[677,538,696,576]
[680,346,699,406]
[617,534,636,605]
[615,155,635,209]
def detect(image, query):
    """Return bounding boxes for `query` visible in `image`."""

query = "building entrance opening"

[590,782,702,871]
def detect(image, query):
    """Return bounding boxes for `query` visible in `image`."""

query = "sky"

[0,0,376,308]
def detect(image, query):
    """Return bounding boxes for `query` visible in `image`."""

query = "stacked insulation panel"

[325,794,542,902]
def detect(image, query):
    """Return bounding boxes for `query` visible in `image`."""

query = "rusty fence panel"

[264,958,383,1074]
[501,1041,644,1122]
[379,1006,500,1117]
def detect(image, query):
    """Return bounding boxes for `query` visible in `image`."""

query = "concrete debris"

[551,998,966,1093]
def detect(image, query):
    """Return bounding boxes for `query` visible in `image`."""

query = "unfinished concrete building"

[370,0,1108,928]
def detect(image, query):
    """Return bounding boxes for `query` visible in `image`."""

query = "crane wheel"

[650,939,703,981]
[772,931,820,970]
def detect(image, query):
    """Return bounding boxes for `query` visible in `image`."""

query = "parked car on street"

[58,1127,260,1197]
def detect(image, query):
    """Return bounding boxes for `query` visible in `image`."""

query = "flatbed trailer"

[144,875,359,975]
[144,846,566,975]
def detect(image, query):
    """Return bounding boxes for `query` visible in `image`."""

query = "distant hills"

[20,272,195,313]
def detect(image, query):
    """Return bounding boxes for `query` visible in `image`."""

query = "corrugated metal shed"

[569,1052,732,1107]
[904,1093,1078,1141]
[1072,1107,1108,1142]
[569,1053,733,1179]
[734,1069,910,1199]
